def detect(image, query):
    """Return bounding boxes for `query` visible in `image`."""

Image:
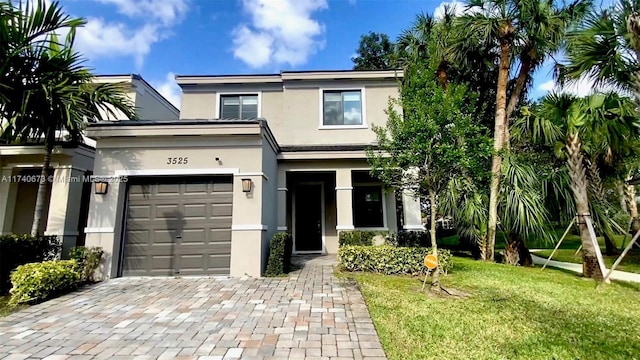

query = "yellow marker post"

[421,254,438,291]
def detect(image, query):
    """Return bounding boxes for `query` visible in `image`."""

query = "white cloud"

[344,107,362,124]
[76,19,161,68]
[96,0,189,26]
[537,76,621,97]
[152,72,181,109]
[74,0,189,68]
[232,0,328,69]
[434,0,465,19]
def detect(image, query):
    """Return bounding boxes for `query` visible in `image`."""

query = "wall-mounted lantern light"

[241,178,252,193]
[94,181,109,195]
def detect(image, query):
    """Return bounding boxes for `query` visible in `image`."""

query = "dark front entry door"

[294,184,323,252]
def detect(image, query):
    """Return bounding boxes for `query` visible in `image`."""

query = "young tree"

[1,1,137,235]
[351,32,395,70]
[368,61,491,291]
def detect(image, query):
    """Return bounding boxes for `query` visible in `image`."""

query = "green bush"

[338,245,452,276]
[264,233,293,276]
[69,246,103,282]
[0,234,60,294]
[339,230,384,246]
[386,231,431,247]
[9,260,80,306]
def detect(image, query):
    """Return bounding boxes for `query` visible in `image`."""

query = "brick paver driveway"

[0,256,386,360]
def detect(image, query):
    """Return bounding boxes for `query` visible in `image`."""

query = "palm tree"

[1,1,137,235]
[516,92,639,279]
[564,0,640,231]
[456,0,591,261]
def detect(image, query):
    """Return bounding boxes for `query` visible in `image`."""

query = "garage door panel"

[210,204,233,217]
[212,182,233,192]
[210,230,232,242]
[128,205,152,219]
[123,176,233,276]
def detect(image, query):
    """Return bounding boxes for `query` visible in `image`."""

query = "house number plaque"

[167,157,189,165]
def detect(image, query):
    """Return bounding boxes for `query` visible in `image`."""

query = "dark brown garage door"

[122,176,233,276]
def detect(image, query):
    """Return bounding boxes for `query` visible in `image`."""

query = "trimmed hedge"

[9,260,80,306]
[386,231,431,248]
[0,234,60,294]
[265,233,293,276]
[339,230,383,246]
[69,246,104,282]
[338,245,452,276]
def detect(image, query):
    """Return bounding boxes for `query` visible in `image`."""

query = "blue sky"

[58,0,577,109]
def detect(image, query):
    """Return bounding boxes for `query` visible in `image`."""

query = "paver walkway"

[0,255,386,360]
[530,252,640,283]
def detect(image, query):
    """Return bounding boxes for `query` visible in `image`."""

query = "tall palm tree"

[564,0,640,231]
[456,0,591,261]
[1,1,137,235]
[516,92,639,279]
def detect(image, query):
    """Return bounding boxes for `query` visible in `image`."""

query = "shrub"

[339,230,380,246]
[69,246,104,282]
[386,231,431,247]
[9,260,80,306]
[0,234,60,294]
[264,233,293,276]
[338,245,452,276]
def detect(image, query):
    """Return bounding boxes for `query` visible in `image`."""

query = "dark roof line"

[87,119,263,127]
[280,144,377,152]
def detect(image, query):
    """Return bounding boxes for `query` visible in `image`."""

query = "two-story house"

[83,70,424,279]
[0,74,178,256]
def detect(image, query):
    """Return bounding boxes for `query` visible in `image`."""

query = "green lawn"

[348,257,640,360]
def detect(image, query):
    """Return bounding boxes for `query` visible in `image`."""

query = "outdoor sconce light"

[241,178,252,193]
[94,181,109,195]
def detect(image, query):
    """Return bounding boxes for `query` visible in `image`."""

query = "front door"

[294,184,323,252]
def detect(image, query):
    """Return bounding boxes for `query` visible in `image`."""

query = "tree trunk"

[617,182,628,214]
[504,57,532,147]
[504,233,533,266]
[429,190,440,292]
[31,128,55,236]
[566,132,603,280]
[437,61,448,90]
[486,39,512,262]
[625,179,640,232]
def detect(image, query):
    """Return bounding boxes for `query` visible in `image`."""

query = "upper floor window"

[322,90,363,126]
[220,94,258,119]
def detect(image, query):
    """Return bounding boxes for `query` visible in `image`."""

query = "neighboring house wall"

[0,74,179,258]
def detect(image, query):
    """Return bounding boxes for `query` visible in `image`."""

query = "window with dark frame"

[322,90,363,126]
[353,185,384,228]
[220,95,258,119]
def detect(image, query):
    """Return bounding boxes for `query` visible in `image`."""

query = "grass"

[348,257,640,360]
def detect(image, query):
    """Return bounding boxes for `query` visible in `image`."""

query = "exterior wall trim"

[231,224,268,231]
[404,225,426,230]
[235,172,269,181]
[277,226,288,231]
[336,225,355,230]
[277,187,288,191]
[335,186,353,190]
[84,227,115,234]
[113,168,240,177]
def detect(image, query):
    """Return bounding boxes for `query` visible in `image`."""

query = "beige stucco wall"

[84,124,275,278]
[178,79,399,147]
[0,146,95,255]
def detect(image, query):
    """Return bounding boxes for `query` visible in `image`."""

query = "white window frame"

[352,182,387,230]
[318,87,367,129]
[215,92,262,119]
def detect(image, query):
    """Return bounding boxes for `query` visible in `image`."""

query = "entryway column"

[0,167,17,234]
[45,166,84,256]
[402,168,424,230]
[335,169,354,231]
[276,168,287,232]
